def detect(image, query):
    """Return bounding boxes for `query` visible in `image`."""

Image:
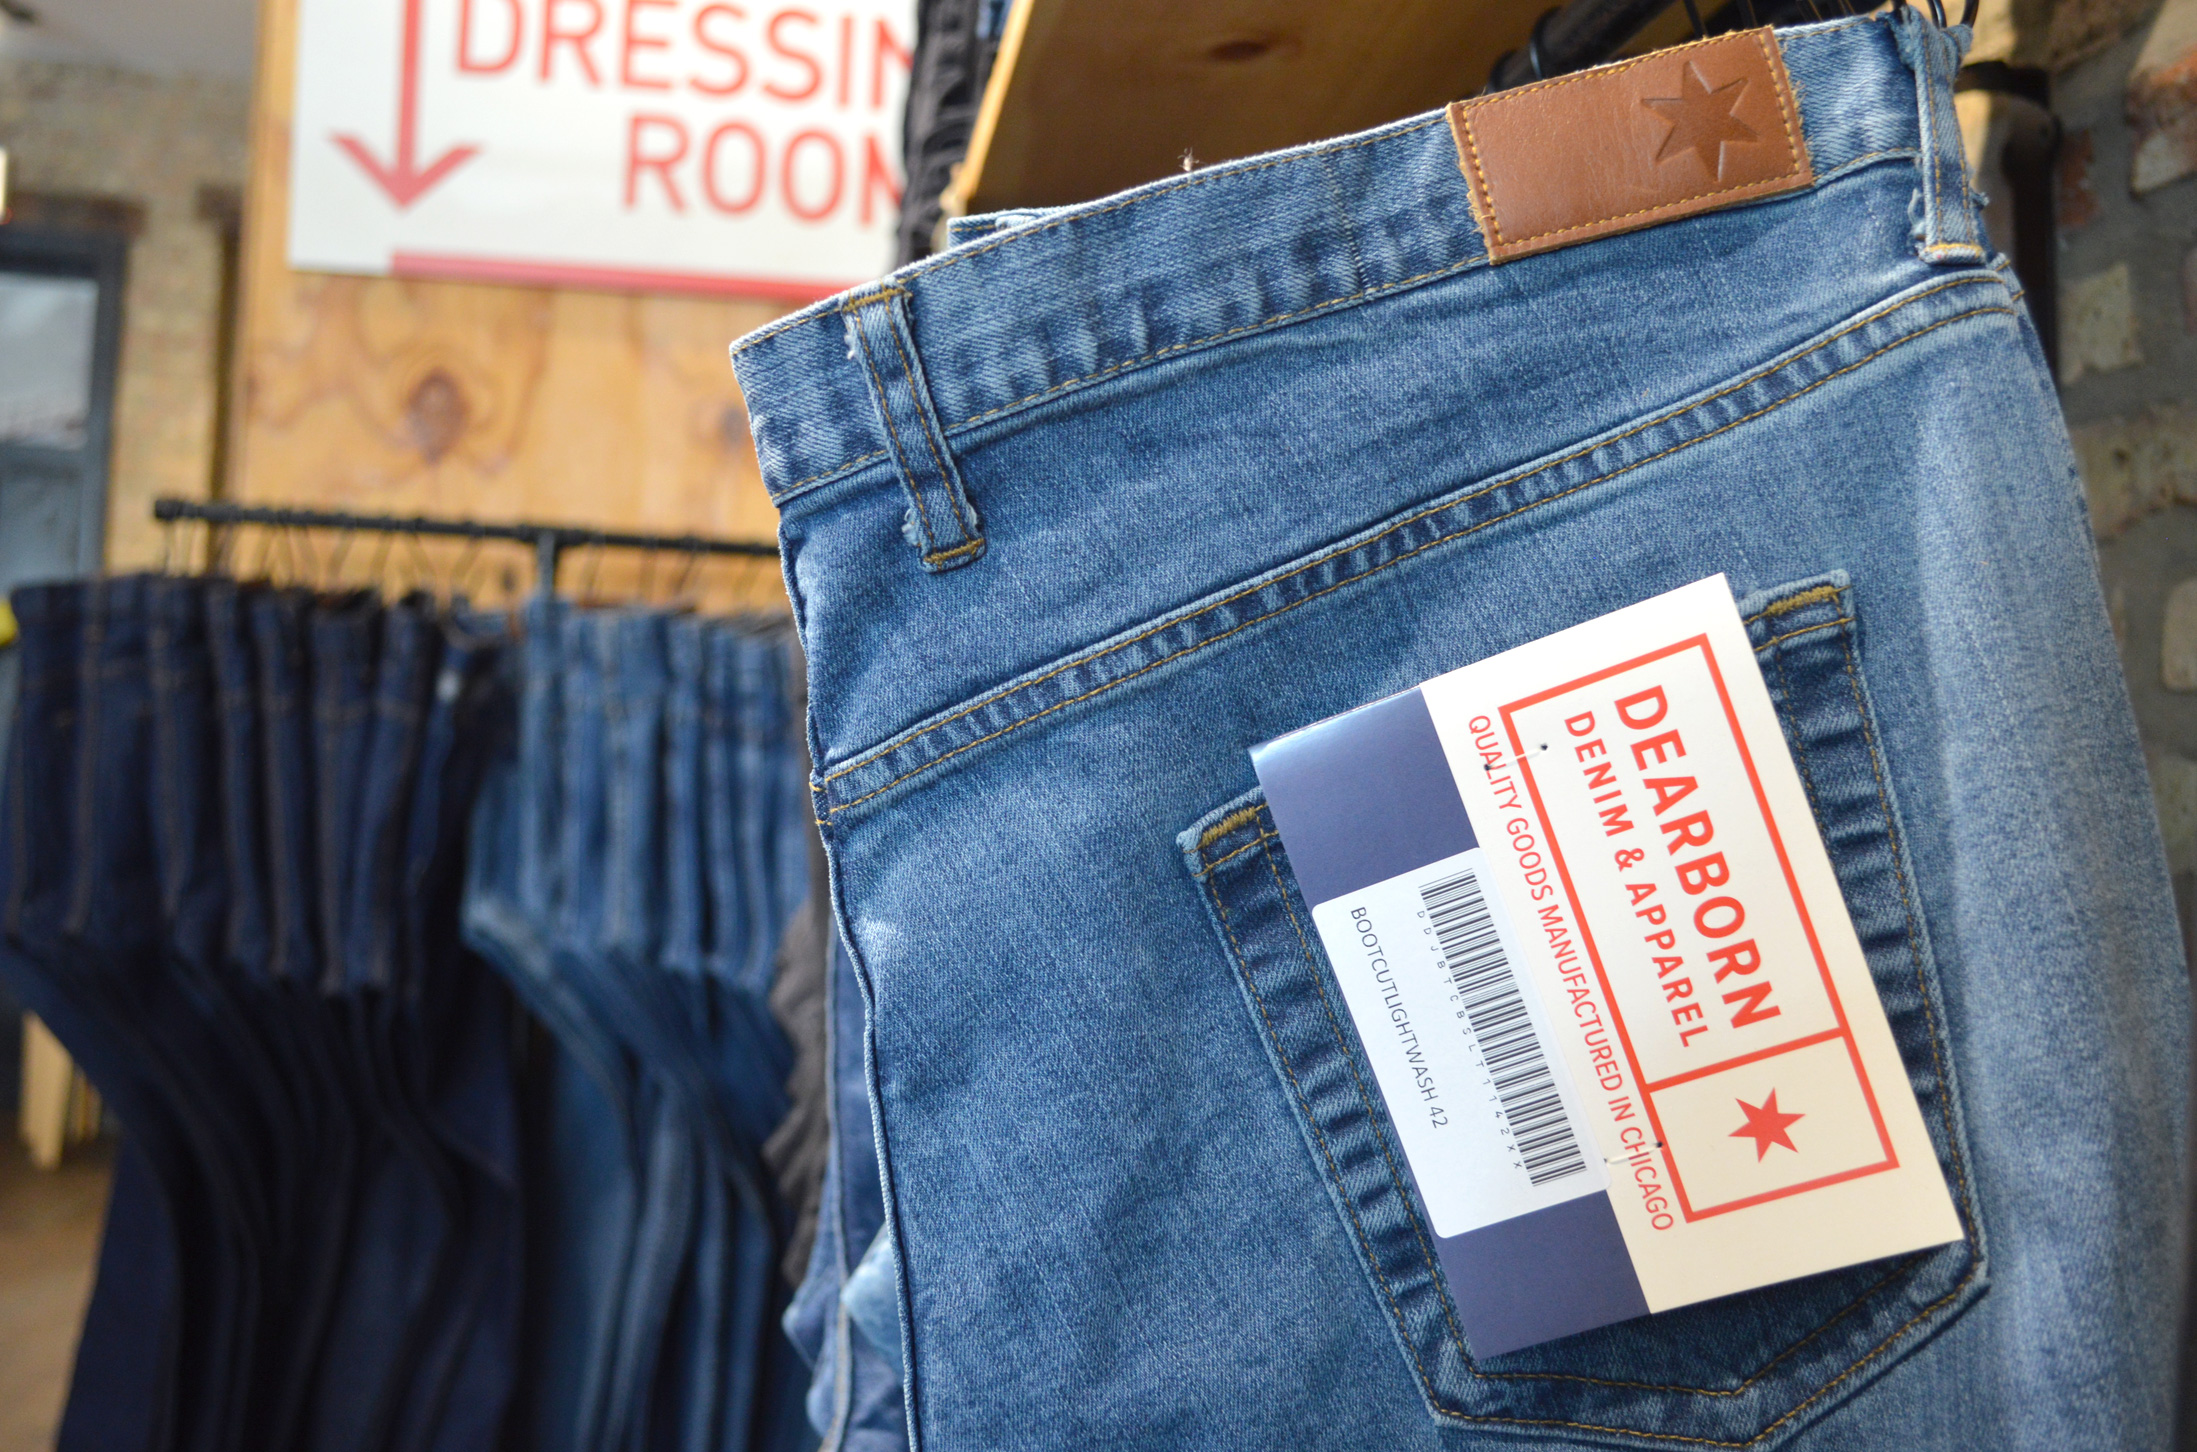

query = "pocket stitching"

[1198,834,1460,1406]
[1826,614,1978,1234]
[1209,815,1981,1447]
[1257,836,1476,1362]
[1215,807,1951,1409]
[1196,592,1983,1438]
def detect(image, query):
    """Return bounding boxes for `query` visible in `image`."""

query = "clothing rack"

[152,497,778,592]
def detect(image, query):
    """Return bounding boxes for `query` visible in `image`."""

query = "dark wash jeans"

[3,578,521,1452]
[463,599,815,1452]
[732,14,2187,1450]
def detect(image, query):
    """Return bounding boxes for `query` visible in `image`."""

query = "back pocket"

[1179,572,1983,1447]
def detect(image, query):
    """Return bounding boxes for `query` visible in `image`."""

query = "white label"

[288,0,915,299]
[1312,848,1605,1238]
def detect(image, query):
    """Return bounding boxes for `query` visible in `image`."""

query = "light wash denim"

[731,12,2188,1449]
[785,934,907,1452]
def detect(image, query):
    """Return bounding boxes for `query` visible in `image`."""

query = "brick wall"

[2060,0,2197,883]
[0,59,249,571]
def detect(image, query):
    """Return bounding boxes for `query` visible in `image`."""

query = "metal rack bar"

[153,496,777,591]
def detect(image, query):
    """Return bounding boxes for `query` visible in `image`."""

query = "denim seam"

[1758,616,1849,651]
[1832,621,1977,1231]
[820,298,2014,819]
[771,156,1928,507]
[1198,838,1455,1404]
[1747,584,1843,620]
[1196,804,1271,853]
[1257,833,1473,1356]
[818,273,1995,791]
[781,448,894,498]
[1458,30,1806,250]
[1200,811,1976,1441]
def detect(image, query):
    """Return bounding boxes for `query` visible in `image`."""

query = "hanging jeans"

[3,577,521,1452]
[785,933,907,1452]
[730,12,2188,1450]
[463,599,816,1452]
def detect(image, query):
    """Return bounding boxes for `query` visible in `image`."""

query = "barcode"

[1420,869,1588,1187]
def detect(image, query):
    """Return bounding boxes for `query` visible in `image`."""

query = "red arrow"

[332,0,480,209]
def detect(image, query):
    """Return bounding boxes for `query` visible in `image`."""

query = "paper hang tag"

[1251,576,1959,1358]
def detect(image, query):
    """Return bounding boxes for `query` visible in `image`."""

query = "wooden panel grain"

[229,0,795,611]
[958,0,1552,213]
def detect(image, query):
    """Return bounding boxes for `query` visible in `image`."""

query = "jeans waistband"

[732,15,1956,516]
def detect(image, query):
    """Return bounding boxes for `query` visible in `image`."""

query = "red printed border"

[1499,634,1897,1220]
[390,250,853,303]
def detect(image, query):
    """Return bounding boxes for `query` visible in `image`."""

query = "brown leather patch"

[1448,29,1814,264]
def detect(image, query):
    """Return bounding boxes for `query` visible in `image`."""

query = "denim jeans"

[732,13,2188,1449]
[463,599,814,1452]
[785,926,906,1452]
[465,598,644,1452]
[5,577,522,1452]
[5,585,211,1452]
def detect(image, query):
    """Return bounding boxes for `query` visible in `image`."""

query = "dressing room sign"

[287,0,914,299]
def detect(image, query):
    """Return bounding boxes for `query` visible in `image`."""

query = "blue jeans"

[784,932,907,1452]
[731,13,2187,1449]
[463,600,813,1452]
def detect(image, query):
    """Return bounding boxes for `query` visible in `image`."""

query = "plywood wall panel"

[230,0,794,610]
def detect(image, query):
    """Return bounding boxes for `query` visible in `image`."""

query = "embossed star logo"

[1641,63,1759,179]
[1730,1090,1803,1161]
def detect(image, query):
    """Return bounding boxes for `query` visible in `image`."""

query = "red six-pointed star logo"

[1730,1090,1804,1161]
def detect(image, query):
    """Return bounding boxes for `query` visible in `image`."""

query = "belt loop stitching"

[840,287,987,573]
[1891,6,1985,265]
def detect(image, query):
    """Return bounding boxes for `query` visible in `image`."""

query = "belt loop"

[841,286,986,573]
[1890,5,1987,266]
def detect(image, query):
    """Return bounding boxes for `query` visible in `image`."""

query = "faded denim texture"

[731,14,2188,1450]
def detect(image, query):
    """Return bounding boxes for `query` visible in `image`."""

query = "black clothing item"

[895,0,1005,266]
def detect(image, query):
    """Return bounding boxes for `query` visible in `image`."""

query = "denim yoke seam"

[818,274,1992,794]
[771,149,1932,504]
[818,289,2014,821]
